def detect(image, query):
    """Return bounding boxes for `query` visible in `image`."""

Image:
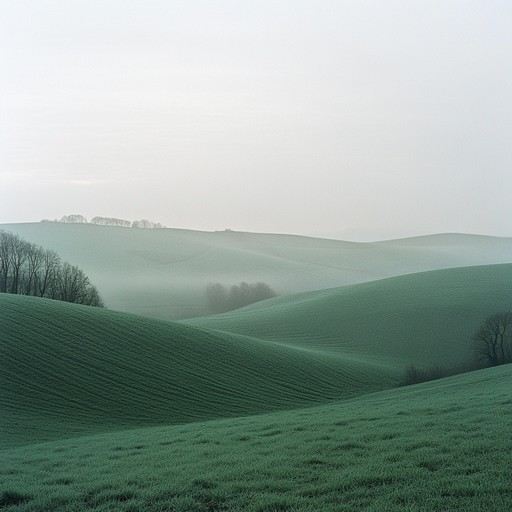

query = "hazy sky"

[1,1,511,240]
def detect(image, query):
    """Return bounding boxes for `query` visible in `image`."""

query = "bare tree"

[21,243,44,296]
[206,282,229,313]
[7,234,29,294]
[37,249,61,298]
[474,312,512,366]
[57,263,90,304]
[132,219,153,228]
[0,231,11,293]
[60,214,88,223]
[91,216,131,227]
[83,285,105,308]
[131,219,165,228]
[251,282,276,303]
[0,230,104,307]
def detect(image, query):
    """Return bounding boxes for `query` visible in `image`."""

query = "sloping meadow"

[0,294,394,449]
[2,224,512,511]
[3,263,512,449]
[1,365,511,512]
[186,263,512,368]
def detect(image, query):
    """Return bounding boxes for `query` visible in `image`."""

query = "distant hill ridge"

[2,222,512,320]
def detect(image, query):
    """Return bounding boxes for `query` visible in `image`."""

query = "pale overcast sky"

[1,1,511,240]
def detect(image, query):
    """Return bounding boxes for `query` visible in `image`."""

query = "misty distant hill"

[2,222,512,320]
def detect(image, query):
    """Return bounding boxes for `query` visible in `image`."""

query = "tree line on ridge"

[43,214,165,228]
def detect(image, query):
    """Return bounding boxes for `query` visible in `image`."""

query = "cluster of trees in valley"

[0,231,104,307]
[44,215,165,228]
[206,281,276,313]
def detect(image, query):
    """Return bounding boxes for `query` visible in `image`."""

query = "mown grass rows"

[0,294,394,448]
[1,365,511,511]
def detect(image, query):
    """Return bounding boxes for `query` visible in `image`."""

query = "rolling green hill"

[4,262,510,448]
[1,365,510,511]
[3,228,511,510]
[2,222,512,320]
[0,294,395,449]
[186,264,512,367]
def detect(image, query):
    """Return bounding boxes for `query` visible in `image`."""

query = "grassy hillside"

[0,294,395,449]
[1,365,510,511]
[2,222,512,320]
[186,264,512,367]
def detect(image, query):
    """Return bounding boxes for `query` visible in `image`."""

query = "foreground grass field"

[3,222,512,320]
[1,365,510,511]
[0,294,395,449]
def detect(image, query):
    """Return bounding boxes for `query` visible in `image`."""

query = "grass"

[186,263,512,367]
[3,225,512,509]
[0,364,510,511]
[4,263,511,448]
[3,222,512,320]
[0,293,395,449]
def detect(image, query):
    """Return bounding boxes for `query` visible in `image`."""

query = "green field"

[3,222,512,320]
[187,263,512,367]
[2,223,512,511]
[0,294,395,449]
[4,261,510,449]
[1,365,511,511]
